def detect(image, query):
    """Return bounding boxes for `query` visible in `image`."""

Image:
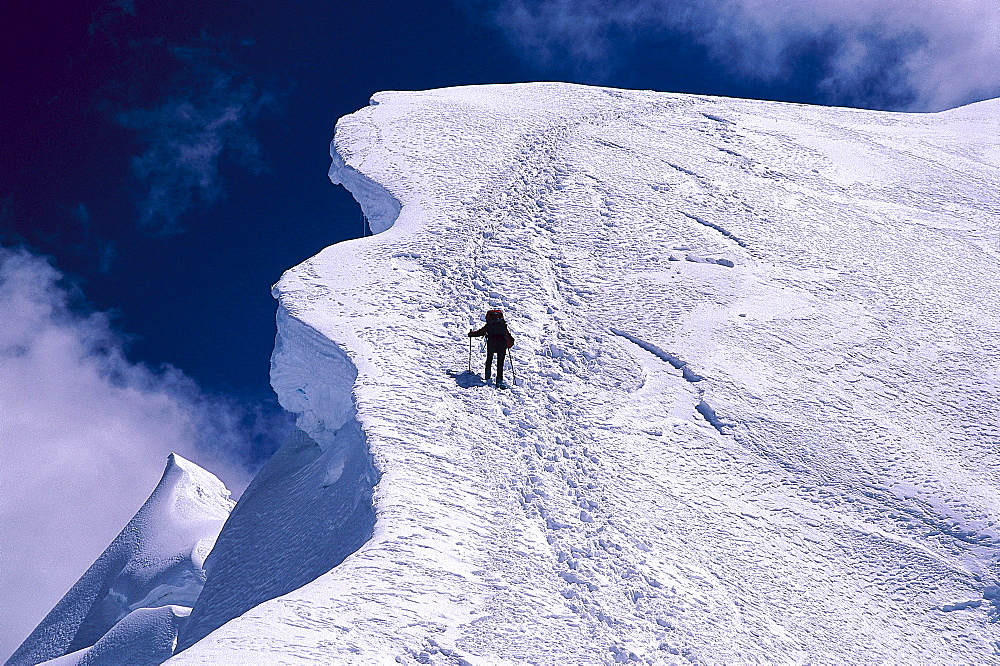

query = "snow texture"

[7,455,232,666]
[166,83,999,663]
[174,308,378,651]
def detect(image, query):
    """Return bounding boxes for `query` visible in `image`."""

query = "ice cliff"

[17,83,1000,665]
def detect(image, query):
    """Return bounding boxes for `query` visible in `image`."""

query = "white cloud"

[467,0,1000,110]
[0,248,277,660]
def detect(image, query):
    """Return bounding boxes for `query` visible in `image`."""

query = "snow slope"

[8,455,232,666]
[171,83,1000,664]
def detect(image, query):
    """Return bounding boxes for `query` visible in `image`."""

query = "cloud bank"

[0,248,286,660]
[117,42,276,235]
[465,0,1000,110]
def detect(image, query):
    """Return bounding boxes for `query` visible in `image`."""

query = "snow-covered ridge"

[8,454,232,666]
[177,82,998,664]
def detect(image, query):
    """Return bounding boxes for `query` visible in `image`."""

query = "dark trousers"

[486,345,507,384]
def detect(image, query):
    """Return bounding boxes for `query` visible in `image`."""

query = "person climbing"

[469,309,515,388]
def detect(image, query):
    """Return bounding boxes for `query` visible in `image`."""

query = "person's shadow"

[447,370,486,388]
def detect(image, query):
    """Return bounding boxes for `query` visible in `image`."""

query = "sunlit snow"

[18,82,1000,665]
[10,455,232,666]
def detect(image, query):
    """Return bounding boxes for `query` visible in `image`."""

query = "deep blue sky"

[2,0,996,461]
[2,1,528,405]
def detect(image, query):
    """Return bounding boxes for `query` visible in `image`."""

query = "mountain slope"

[171,83,1000,665]
[8,455,232,666]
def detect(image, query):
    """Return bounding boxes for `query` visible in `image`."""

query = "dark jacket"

[470,319,512,350]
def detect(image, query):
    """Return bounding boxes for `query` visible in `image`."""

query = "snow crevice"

[611,327,733,435]
[609,327,703,383]
[693,400,728,435]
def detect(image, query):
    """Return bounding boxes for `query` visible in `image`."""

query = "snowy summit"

[9,454,232,666]
[15,82,1000,664]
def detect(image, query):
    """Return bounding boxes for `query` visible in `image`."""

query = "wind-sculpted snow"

[8,455,232,666]
[329,149,401,235]
[172,84,1000,664]
[173,310,378,652]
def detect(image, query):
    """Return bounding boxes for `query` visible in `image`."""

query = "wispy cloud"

[116,41,276,234]
[0,247,289,660]
[464,0,1000,110]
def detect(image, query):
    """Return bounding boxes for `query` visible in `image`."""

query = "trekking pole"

[507,351,516,385]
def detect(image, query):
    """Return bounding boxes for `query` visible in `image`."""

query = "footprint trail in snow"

[171,84,1000,665]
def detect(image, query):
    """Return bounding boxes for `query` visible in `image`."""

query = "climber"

[469,309,515,388]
